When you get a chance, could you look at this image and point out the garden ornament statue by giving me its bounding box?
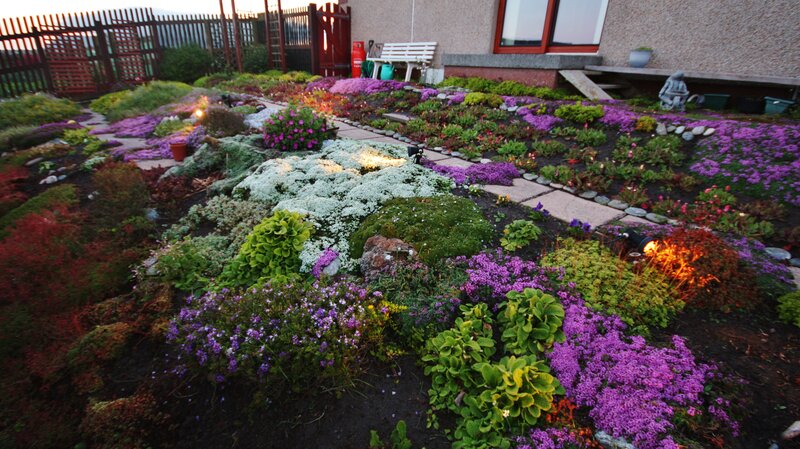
[659,71,690,112]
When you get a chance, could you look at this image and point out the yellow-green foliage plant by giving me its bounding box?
[541,238,683,334]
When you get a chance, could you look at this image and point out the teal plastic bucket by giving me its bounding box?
[379,64,394,81]
[703,94,730,110]
[764,97,795,115]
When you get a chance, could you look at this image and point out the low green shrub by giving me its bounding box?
[438,76,499,93]
[369,420,412,449]
[541,239,683,333]
[91,162,150,226]
[0,94,81,128]
[463,92,503,108]
[574,128,607,147]
[411,99,442,114]
[153,117,192,137]
[200,106,246,137]
[489,80,532,96]
[777,291,800,328]
[554,102,605,124]
[162,194,273,247]
[263,105,335,151]
[158,45,214,84]
[0,125,36,151]
[63,128,106,156]
[193,72,234,88]
[349,195,493,264]
[91,81,193,121]
[220,209,313,287]
[537,165,574,184]
[531,140,566,157]
[635,115,657,132]
[155,235,235,291]
[497,140,527,157]
[500,220,542,252]
[0,184,78,236]
[242,45,270,73]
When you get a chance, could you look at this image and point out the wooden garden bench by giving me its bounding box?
[368,42,437,82]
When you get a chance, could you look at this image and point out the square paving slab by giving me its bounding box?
[435,157,474,168]
[483,178,552,203]
[524,190,625,226]
[338,129,384,140]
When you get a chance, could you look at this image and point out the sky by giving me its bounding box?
[1,0,316,19]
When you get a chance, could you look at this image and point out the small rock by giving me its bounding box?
[433,146,444,153]
[563,186,576,194]
[782,420,800,440]
[595,431,638,449]
[361,235,419,281]
[703,127,715,136]
[25,157,44,167]
[681,131,695,141]
[608,199,629,210]
[56,166,67,172]
[625,207,648,217]
[667,218,680,226]
[594,195,611,205]
[56,175,66,181]
[666,125,676,133]
[764,247,792,261]
[507,106,518,113]
[550,182,564,189]
[579,190,598,200]
[402,85,415,91]
[523,173,537,181]
[392,133,402,139]
[499,103,508,111]
[645,212,668,223]
[536,176,551,185]
[655,123,667,136]
[87,190,99,200]
[790,258,800,268]
[479,158,492,164]
[674,125,686,134]
[143,256,159,276]
[39,175,58,185]
[436,93,447,100]
[691,125,706,135]
[145,208,159,221]
[518,169,526,175]
[450,151,462,158]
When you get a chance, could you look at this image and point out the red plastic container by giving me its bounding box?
[351,41,366,78]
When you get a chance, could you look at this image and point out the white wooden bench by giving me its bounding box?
[368,42,437,82]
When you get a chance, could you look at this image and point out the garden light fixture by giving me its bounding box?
[407,146,423,164]
[194,109,204,119]
[622,228,656,254]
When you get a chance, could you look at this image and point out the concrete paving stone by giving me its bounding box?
[619,215,651,225]
[338,129,385,140]
[483,178,552,203]
[368,137,407,145]
[790,266,800,290]
[525,190,625,227]
[135,159,180,170]
[435,157,474,168]
[423,151,451,161]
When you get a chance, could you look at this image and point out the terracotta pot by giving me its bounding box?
[169,142,188,162]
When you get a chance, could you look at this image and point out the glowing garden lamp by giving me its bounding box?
[622,228,656,254]
[194,109,204,119]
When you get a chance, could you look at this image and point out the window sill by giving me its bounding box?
[442,53,602,70]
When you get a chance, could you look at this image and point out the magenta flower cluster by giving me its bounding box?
[420,88,439,101]
[517,108,563,132]
[422,160,519,186]
[91,114,161,138]
[328,78,408,95]
[263,106,333,152]
[456,249,561,304]
[598,104,639,132]
[689,121,800,205]
[514,427,593,449]
[548,291,739,449]
[311,247,339,279]
[447,92,466,105]
[305,76,340,92]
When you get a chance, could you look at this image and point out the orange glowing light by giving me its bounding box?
[644,240,718,288]
[194,109,204,119]
[643,240,658,255]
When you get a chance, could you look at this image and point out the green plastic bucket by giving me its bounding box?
[703,94,730,110]
[764,97,795,115]
[379,64,394,81]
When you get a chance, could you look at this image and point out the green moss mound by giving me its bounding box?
[541,238,683,334]
[0,94,81,129]
[350,195,492,264]
[0,184,78,237]
[90,81,193,121]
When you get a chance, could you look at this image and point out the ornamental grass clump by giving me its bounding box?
[263,106,334,151]
[167,280,390,390]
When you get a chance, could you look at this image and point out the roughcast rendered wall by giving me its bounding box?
[598,0,800,78]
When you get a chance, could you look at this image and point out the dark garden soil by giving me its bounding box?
[654,305,800,449]
[164,356,451,449]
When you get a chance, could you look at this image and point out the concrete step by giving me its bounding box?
[582,70,603,76]
[596,83,625,90]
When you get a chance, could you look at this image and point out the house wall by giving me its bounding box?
[597,0,800,78]
[344,0,800,79]
[344,0,499,67]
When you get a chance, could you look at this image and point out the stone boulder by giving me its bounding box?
[360,235,419,280]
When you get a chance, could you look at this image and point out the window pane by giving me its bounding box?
[500,0,548,47]
[551,0,608,46]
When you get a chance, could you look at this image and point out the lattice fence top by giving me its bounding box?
[43,33,96,95]
[109,25,146,82]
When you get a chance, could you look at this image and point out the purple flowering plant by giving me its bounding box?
[422,160,519,186]
[311,247,339,279]
[264,105,335,152]
[328,78,408,95]
[91,114,161,138]
[167,280,390,388]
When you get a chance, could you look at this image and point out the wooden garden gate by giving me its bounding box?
[310,3,351,77]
